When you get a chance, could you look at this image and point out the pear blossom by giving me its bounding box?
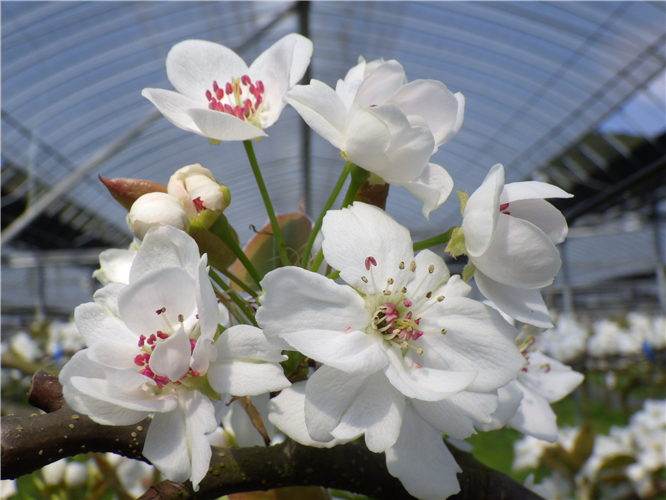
[60,226,289,490]
[285,57,464,218]
[142,34,313,142]
[127,192,189,239]
[168,164,230,230]
[461,164,573,327]
[258,202,526,499]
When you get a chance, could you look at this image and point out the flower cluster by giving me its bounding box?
[55,33,583,500]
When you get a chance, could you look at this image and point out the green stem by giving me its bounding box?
[413,226,456,252]
[216,267,258,297]
[326,270,340,280]
[299,161,353,268]
[339,164,370,209]
[310,248,325,274]
[243,140,290,267]
[209,214,262,289]
[209,269,258,327]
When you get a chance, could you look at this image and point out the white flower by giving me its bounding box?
[480,348,584,442]
[168,164,230,221]
[258,202,525,499]
[60,226,289,490]
[127,192,189,240]
[92,240,139,286]
[142,34,313,142]
[64,461,88,488]
[285,57,463,218]
[461,164,572,327]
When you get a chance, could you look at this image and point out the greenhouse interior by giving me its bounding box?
[1,2,665,500]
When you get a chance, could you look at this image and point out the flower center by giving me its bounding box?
[133,306,201,389]
[360,256,446,355]
[205,75,265,127]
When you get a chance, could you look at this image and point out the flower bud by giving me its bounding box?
[127,192,189,239]
[167,164,230,231]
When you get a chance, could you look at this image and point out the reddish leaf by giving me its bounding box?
[191,224,239,271]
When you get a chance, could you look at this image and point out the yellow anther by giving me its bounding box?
[399,262,405,270]
[428,265,434,273]
[409,261,416,272]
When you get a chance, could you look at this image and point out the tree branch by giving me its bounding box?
[2,372,543,500]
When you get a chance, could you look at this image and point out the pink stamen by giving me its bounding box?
[134,355,146,366]
[412,330,423,340]
[344,327,353,333]
[138,335,146,347]
[139,366,155,378]
[156,331,169,340]
[402,299,412,307]
[189,338,197,353]
[156,307,166,315]
[193,197,206,212]
[412,362,422,369]
[241,75,251,85]
[365,256,377,270]
[225,82,233,94]
[147,334,157,345]
[256,80,264,93]
[215,88,224,100]
[205,90,213,101]
[213,81,219,92]
[499,203,510,211]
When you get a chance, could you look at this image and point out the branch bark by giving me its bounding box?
[2,372,544,500]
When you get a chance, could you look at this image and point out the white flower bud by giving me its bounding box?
[168,164,230,230]
[127,192,189,240]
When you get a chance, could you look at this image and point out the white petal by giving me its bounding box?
[501,181,573,203]
[118,268,196,338]
[250,34,313,126]
[215,325,287,363]
[519,351,584,403]
[74,302,136,346]
[353,60,406,107]
[413,249,451,294]
[345,105,433,184]
[92,282,124,316]
[196,258,219,340]
[508,380,559,442]
[322,202,414,289]
[130,226,201,284]
[472,214,561,289]
[419,297,525,391]
[143,406,189,483]
[475,382,524,432]
[474,270,553,328]
[70,376,177,413]
[87,340,140,369]
[330,371,406,453]
[190,336,215,375]
[385,403,462,500]
[268,382,349,448]
[207,360,289,396]
[149,328,192,381]
[384,347,477,401]
[141,88,203,135]
[166,39,249,102]
[187,108,267,141]
[284,80,347,150]
[184,392,217,489]
[436,274,472,299]
[404,163,454,219]
[304,365,368,442]
[387,80,464,147]
[413,390,500,439]
[256,266,370,350]
[282,328,387,375]
[504,199,569,244]
[60,351,151,425]
[462,164,504,257]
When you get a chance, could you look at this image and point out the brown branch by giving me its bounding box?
[2,372,544,500]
